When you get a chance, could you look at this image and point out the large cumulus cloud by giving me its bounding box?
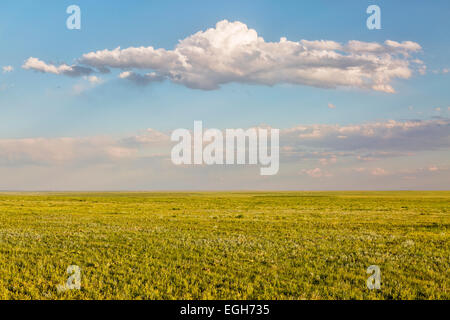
[23,20,423,93]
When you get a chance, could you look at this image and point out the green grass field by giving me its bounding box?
[0,191,448,300]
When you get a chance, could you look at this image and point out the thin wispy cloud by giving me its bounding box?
[281,118,450,152]
[301,167,332,178]
[1,118,447,167]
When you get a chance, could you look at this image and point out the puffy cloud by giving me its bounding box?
[22,57,94,77]
[24,20,423,92]
[328,103,336,109]
[2,65,13,73]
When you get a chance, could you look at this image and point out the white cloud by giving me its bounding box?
[24,20,423,93]
[328,103,336,109]
[2,66,13,73]
[22,57,93,77]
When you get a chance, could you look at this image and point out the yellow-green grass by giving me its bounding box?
[0,191,448,300]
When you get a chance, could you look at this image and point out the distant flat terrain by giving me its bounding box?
[0,191,448,299]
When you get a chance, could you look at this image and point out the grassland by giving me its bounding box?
[0,191,448,300]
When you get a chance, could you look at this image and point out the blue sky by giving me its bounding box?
[0,0,449,190]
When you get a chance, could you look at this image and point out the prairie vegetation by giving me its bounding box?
[0,191,448,299]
